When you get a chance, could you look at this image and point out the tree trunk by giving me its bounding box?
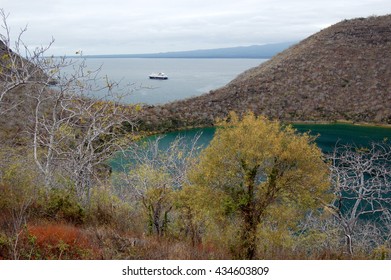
[240,208,258,259]
[239,165,259,259]
[345,233,353,257]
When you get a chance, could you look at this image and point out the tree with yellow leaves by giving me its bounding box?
[189,112,331,259]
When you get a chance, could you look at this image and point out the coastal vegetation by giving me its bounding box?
[1,11,391,260]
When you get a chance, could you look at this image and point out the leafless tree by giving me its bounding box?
[326,142,391,256]
[31,61,137,202]
[296,211,344,257]
[0,8,56,115]
[117,134,201,236]
[1,10,138,203]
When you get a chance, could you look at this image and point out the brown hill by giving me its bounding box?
[137,15,391,131]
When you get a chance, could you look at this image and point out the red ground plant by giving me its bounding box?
[24,223,99,259]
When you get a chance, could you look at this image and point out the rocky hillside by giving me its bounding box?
[136,15,391,131]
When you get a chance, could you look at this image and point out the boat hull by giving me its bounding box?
[149,76,168,80]
[149,72,168,79]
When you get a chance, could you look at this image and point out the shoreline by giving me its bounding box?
[140,120,391,139]
[287,120,391,129]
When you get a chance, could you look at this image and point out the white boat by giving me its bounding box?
[149,72,168,80]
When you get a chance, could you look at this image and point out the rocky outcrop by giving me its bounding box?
[0,40,49,84]
[0,40,7,52]
[136,15,391,131]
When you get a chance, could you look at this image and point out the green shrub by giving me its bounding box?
[45,188,85,225]
[0,232,11,259]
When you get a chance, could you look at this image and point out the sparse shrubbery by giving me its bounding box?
[87,185,136,232]
[1,124,391,260]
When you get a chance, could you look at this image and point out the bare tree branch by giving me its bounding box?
[326,142,391,256]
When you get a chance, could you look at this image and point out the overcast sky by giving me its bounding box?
[1,0,391,55]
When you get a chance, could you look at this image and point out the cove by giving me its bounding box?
[144,123,391,154]
[110,123,391,171]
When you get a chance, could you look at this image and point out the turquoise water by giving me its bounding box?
[111,124,391,171]
[146,123,391,153]
[293,123,391,153]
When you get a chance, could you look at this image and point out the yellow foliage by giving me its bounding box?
[189,112,332,258]
[0,149,42,214]
[174,184,235,247]
[1,53,9,61]
[88,185,134,230]
[134,104,142,112]
[191,112,331,210]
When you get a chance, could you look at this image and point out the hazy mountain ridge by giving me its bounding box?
[136,15,391,131]
[84,43,293,59]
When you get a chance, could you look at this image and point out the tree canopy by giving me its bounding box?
[189,112,332,259]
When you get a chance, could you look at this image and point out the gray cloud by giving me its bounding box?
[2,0,391,55]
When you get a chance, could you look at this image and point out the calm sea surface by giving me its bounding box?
[77,58,266,104]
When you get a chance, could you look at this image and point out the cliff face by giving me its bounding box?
[137,15,391,131]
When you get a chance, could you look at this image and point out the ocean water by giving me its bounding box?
[73,58,266,104]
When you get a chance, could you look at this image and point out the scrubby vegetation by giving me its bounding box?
[1,114,391,260]
[1,11,391,260]
[136,15,391,132]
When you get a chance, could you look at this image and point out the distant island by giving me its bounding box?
[83,42,294,59]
